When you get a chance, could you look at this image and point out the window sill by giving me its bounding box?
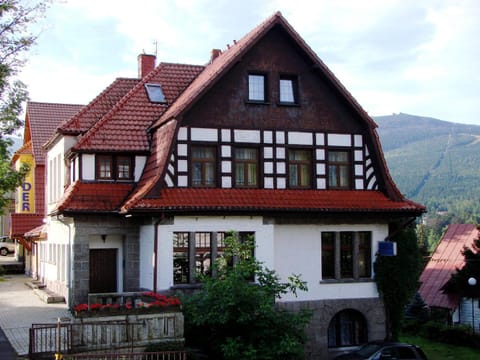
[245,100,270,105]
[320,278,374,284]
[277,102,300,107]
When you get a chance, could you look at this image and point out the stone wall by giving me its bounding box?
[279,297,386,360]
[71,215,140,305]
[70,311,184,353]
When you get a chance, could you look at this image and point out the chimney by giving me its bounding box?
[210,49,222,63]
[138,54,156,78]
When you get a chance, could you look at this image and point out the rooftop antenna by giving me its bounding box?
[153,40,158,57]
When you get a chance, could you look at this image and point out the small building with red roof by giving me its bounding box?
[419,223,480,329]
[10,102,83,276]
[34,12,424,358]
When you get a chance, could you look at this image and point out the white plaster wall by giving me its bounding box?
[273,223,387,302]
[39,216,75,302]
[82,154,95,180]
[141,216,274,291]
[47,138,66,213]
[139,225,154,290]
[138,216,387,304]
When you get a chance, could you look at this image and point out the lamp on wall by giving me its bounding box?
[101,234,107,243]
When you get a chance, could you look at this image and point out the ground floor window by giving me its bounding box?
[321,231,372,280]
[173,231,255,285]
[328,309,367,347]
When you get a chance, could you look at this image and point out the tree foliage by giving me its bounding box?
[181,232,312,360]
[374,225,423,340]
[0,0,48,212]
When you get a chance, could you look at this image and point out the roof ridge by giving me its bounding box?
[27,101,85,107]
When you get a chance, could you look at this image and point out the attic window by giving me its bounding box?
[145,83,166,103]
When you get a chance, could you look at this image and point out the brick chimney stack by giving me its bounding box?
[138,54,156,78]
[210,49,222,63]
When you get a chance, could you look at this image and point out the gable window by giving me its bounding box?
[234,147,258,188]
[288,149,311,188]
[173,231,255,285]
[191,146,216,187]
[96,155,134,181]
[145,83,166,103]
[328,309,367,347]
[321,231,372,280]
[279,75,298,104]
[327,150,351,189]
[248,73,267,102]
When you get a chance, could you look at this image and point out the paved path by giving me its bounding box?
[0,274,71,357]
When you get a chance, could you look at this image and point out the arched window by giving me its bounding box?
[328,309,367,347]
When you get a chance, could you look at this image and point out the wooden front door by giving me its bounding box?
[89,249,117,293]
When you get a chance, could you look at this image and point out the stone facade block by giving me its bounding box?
[279,297,385,360]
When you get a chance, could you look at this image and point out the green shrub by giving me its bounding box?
[408,320,480,348]
[182,232,312,360]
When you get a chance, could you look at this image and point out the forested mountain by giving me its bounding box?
[374,113,480,246]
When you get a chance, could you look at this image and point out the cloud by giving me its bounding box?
[16,0,480,124]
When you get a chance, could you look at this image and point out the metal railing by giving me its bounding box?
[58,351,187,360]
[29,319,184,359]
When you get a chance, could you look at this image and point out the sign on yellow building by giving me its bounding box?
[16,154,35,213]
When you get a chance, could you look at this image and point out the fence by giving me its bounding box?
[54,351,187,360]
[29,313,185,360]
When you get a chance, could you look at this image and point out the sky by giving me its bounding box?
[18,0,480,125]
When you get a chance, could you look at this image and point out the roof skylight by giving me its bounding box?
[145,83,166,103]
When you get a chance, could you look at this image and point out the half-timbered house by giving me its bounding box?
[40,12,424,358]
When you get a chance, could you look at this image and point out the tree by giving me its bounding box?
[374,225,423,340]
[0,0,49,213]
[181,232,312,360]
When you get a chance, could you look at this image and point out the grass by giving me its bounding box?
[400,334,480,360]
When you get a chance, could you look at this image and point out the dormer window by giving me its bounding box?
[279,75,298,104]
[145,83,166,103]
[248,73,267,102]
[96,155,134,181]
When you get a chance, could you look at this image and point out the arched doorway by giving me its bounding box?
[328,309,367,348]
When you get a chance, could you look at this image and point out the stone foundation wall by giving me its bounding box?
[279,297,386,360]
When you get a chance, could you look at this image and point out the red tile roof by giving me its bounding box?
[419,224,479,310]
[53,181,134,214]
[10,213,45,238]
[121,119,178,211]
[123,188,424,214]
[58,78,139,135]
[24,224,47,239]
[24,102,84,164]
[72,63,203,152]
